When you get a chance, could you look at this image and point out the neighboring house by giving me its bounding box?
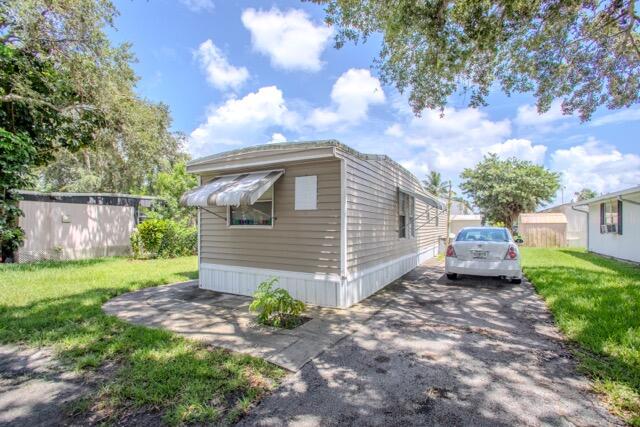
[449,200,474,215]
[539,202,587,247]
[574,185,640,263]
[517,213,568,247]
[181,140,447,308]
[450,214,483,236]
[15,191,157,263]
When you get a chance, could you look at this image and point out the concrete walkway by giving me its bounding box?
[103,281,382,371]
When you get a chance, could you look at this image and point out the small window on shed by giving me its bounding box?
[398,191,415,238]
[295,176,317,210]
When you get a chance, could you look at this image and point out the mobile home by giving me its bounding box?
[574,185,640,263]
[181,140,447,308]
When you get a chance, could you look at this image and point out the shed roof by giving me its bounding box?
[519,213,567,224]
[15,190,160,200]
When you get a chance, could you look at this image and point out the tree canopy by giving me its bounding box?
[423,171,448,197]
[460,154,560,229]
[0,0,185,259]
[38,102,186,194]
[574,188,598,201]
[146,161,198,225]
[313,0,640,120]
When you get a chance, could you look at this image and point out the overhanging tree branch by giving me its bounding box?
[0,93,95,114]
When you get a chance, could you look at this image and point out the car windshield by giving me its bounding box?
[456,228,510,242]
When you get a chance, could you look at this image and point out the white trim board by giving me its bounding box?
[340,158,348,280]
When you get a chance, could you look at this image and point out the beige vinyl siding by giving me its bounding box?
[341,153,447,275]
[199,159,341,274]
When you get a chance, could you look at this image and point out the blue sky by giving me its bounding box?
[110,0,640,205]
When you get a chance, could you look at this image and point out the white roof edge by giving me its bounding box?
[187,140,340,167]
[14,190,161,199]
[574,185,640,206]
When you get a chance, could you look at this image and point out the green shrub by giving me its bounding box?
[249,278,306,329]
[131,219,197,259]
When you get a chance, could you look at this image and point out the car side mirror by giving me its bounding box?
[515,238,524,244]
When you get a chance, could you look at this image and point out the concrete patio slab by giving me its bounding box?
[103,281,383,371]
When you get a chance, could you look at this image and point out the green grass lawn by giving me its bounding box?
[521,247,640,425]
[0,257,283,425]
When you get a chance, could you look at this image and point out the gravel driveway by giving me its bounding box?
[240,260,621,426]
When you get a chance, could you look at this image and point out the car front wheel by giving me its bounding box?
[510,278,522,284]
[446,273,458,280]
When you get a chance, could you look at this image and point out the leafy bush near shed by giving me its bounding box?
[250,278,307,329]
[131,219,196,259]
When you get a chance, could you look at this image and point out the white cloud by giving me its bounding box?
[195,39,249,91]
[400,159,431,175]
[399,107,512,172]
[307,69,385,129]
[267,133,287,144]
[550,138,640,197]
[484,138,547,163]
[591,108,640,127]
[385,123,404,137]
[180,0,214,13]
[515,100,566,127]
[189,86,298,155]
[241,8,332,71]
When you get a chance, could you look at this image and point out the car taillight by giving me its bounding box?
[505,245,518,260]
[446,245,456,258]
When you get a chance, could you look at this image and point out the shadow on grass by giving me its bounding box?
[0,257,113,272]
[0,274,282,426]
[524,252,640,423]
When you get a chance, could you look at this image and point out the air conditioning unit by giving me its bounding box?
[600,224,608,233]
[609,224,618,233]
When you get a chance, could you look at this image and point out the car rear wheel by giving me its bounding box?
[446,273,458,280]
[510,278,522,284]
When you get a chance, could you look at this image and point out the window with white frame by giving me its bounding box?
[600,199,622,234]
[229,186,274,227]
[398,191,415,238]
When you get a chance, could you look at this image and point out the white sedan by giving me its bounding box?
[445,227,523,283]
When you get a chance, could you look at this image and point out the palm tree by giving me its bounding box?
[423,171,448,197]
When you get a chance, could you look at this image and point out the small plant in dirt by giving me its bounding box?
[249,278,307,329]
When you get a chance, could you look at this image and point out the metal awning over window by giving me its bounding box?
[180,170,284,207]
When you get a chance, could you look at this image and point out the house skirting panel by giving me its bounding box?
[340,244,438,307]
[199,263,343,307]
[199,244,439,308]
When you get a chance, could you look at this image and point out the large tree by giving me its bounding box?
[38,102,185,194]
[0,0,181,260]
[574,188,598,201]
[313,0,640,120]
[460,154,560,229]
